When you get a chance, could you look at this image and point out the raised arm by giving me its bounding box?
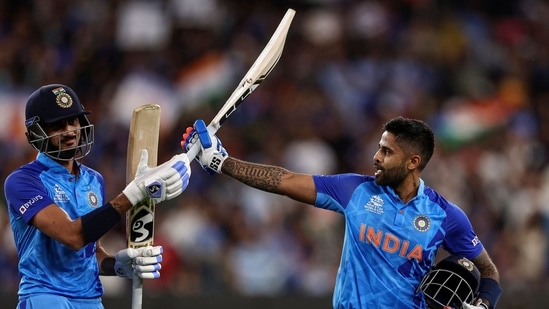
[222,157,316,204]
[181,120,317,205]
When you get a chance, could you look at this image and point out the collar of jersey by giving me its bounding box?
[383,178,427,205]
[36,152,76,174]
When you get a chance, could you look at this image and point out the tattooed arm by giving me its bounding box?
[473,248,500,283]
[222,157,317,205]
[471,248,502,308]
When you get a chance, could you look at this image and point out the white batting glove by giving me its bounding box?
[181,119,228,175]
[114,246,163,279]
[462,302,488,309]
[123,150,191,205]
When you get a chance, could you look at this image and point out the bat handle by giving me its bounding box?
[186,142,200,161]
[185,124,219,161]
[131,274,143,309]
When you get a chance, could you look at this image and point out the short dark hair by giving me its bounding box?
[383,116,435,170]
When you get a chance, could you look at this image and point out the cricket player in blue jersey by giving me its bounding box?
[4,84,192,309]
[182,117,502,309]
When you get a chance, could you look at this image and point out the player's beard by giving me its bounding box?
[58,146,79,160]
[375,161,408,188]
[46,140,79,160]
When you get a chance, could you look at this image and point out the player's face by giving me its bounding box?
[373,131,409,187]
[43,116,82,159]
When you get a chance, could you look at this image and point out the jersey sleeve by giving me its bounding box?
[4,169,55,224]
[313,173,370,213]
[442,203,484,260]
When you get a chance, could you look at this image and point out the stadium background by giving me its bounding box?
[0,0,548,308]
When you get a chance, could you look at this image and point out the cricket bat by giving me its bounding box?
[125,104,161,309]
[185,8,295,160]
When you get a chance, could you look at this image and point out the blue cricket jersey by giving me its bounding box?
[313,173,483,309]
[4,153,106,300]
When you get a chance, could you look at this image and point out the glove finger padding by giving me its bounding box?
[135,264,161,279]
[165,184,183,200]
[114,246,163,279]
[135,264,161,272]
[164,167,189,187]
[139,245,163,257]
[123,153,191,205]
[135,255,163,266]
[136,247,162,279]
[180,119,228,175]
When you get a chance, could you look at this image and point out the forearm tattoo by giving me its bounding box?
[474,252,500,281]
[223,158,288,193]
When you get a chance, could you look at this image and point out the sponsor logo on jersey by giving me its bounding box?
[471,236,480,246]
[413,215,430,232]
[19,195,44,214]
[364,195,384,214]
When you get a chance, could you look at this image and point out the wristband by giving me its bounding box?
[81,203,121,243]
[478,278,502,309]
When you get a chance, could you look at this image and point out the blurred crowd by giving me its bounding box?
[0,0,548,301]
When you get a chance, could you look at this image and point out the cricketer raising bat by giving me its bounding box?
[125,104,161,309]
[185,8,296,161]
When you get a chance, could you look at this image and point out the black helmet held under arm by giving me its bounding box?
[417,255,481,309]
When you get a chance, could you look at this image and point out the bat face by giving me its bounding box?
[125,104,161,308]
[213,10,293,130]
[185,9,295,161]
[126,104,160,250]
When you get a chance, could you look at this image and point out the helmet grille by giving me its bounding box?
[417,256,480,309]
[421,269,475,308]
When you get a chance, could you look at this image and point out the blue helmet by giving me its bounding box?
[25,84,94,160]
